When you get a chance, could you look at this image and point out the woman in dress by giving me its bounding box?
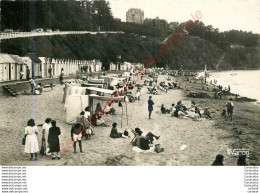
[48,120,61,160]
[24,119,39,161]
[42,118,52,155]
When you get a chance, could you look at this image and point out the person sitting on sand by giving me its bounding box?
[84,106,91,119]
[203,107,212,119]
[221,109,226,117]
[96,114,109,126]
[161,104,167,114]
[35,83,43,94]
[195,106,202,118]
[105,103,116,115]
[170,104,176,116]
[189,101,196,111]
[132,128,164,152]
[211,154,224,166]
[95,103,104,115]
[191,101,196,108]
[110,122,129,139]
[215,91,222,99]
[174,101,187,118]
[161,104,170,114]
[176,101,188,111]
[132,128,160,146]
[152,86,157,93]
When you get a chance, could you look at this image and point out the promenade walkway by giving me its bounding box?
[0,31,124,40]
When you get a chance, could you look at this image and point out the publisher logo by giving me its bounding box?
[227,149,250,157]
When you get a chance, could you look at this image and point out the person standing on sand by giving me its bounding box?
[42,118,52,155]
[29,79,36,94]
[48,120,61,160]
[71,123,83,153]
[226,98,234,121]
[59,72,64,85]
[148,96,154,119]
[24,119,39,161]
[48,66,53,78]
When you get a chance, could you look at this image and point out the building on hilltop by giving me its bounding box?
[126,8,144,24]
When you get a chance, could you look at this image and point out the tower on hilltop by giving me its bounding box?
[126,8,144,24]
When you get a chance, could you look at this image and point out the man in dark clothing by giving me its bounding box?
[59,72,64,85]
[70,123,83,153]
[26,66,30,80]
[148,96,154,119]
[48,66,53,78]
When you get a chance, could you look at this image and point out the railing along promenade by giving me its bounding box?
[0,31,124,40]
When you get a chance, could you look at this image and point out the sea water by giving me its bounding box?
[208,70,260,101]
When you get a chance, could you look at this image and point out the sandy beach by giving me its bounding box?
[0,74,259,166]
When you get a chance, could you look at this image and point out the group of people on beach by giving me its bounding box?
[22,68,238,164]
[109,122,164,153]
[24,118,61,160]
[160,100,212,120]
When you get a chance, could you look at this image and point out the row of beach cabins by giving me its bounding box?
[0,53,102,82]
[0,53,145,83]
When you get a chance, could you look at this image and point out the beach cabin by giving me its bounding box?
[27,53,42,78]
[38,57,48,78]
[95,60,102,72]
[21,54,42,78]
[0,53,27,82]
[109,63,118,71]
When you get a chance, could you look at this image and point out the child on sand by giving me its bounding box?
[71,123,84,153]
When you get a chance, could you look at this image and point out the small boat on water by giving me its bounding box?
[230,73,237,76]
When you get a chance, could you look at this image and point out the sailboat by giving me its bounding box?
[195,64,209,80]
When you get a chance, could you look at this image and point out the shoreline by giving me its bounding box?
[175,75,260,165]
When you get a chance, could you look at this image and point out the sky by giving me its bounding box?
[108,0,260,34]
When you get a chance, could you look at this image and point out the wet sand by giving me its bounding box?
[0,75,256,166]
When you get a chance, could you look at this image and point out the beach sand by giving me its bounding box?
[0,75,258,166]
